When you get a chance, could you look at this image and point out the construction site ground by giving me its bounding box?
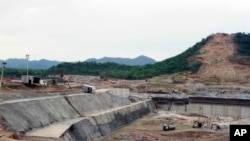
[100,111,233,141]
[0,74,250,140]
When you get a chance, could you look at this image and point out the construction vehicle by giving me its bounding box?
[163,124,176,131]
[83,84,96,93]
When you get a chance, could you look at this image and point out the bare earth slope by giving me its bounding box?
[193,33,250,82]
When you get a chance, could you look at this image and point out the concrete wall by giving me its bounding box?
[65,93,131,116]
[186,103,250,119]
[107,88,131,97]
[157,103,250,119]
[60,100,155,140]
[0,97,80,132]
[0,89,155,141]
[93,100,154,136]
[61,118,102,141]
[0,93,132,132]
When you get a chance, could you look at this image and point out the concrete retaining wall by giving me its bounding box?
[157,103,250,118]
[93,100,154,136]
[0,89,155,141]
[0,92,133,132]
[186,103,250,119]
[66,93,131,116]
[107,88,131,97]
[61,118,101,141]
[0,97,80,132]
[60,100,155,140]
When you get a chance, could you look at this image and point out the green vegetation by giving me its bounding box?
[3,35,213,79]
[47,37,209,79]
[152,37,208,75]
[5,33,250,80]
[48,62,135,79]
[234,33,250,56]
[3,68,47,78]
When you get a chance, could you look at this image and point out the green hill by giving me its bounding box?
[85,55,156,66]
[47,36,210,79]
[10,32,245,80]
[3,33,250,79]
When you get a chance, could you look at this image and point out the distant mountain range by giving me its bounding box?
[85,55,156,66]
[0,55,156,69]
[0,59,61,70]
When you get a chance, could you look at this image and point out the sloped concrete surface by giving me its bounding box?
[0,89,155,140]
[0,96,80,132]
[66,93,131,116]
[26,117,86,138]
[59,100,155,140]
[93,100,154,136]
[60,118,102,141]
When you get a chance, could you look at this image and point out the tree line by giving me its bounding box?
[234,33,250,56]
[46,36,209,79]
[6,32,250,80]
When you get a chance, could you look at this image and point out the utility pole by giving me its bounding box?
[0,61,7,88]
[145,79,148,98]
[26,54,30,77]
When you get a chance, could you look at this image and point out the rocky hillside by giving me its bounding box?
[190,33,250,82]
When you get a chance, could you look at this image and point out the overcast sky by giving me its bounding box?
[0,0,250,62]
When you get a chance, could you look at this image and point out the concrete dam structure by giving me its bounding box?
[0,89,155,140]
[154,95,250,119]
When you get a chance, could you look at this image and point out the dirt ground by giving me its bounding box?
[0,75,249,141]
[100,111,234,141]
[0,109,243,141]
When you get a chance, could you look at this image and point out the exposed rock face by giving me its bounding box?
[192,33,250,81]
